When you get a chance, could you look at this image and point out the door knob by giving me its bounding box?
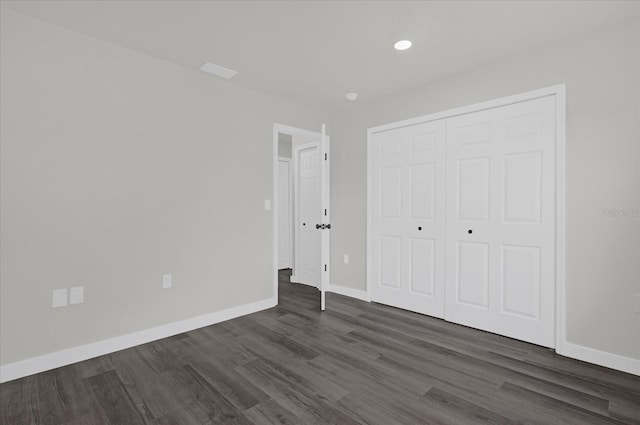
[468,229,473,234]
[316,224,321,229]
[418,226,422,231]
[303,222,306,226]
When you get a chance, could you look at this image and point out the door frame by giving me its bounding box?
[366,84,566,350]
[272,123,326,304]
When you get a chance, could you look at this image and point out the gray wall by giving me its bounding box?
[330,19,640,359]
[278,133,292,159]
[0,10,326,365]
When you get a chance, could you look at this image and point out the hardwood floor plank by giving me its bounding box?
[86,370,148,425]
[183,360,268,411]
[235,359,362,425]
[109,348,185,421]
[0,376,38,425]
[422,387,515,425]
[241,397,303,425]
[499,381,626,425]
[179,365,250,424]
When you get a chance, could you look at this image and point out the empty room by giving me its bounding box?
[1,1,639,424]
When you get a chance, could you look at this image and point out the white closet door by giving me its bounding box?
[372,120,446,317]
[445,96,556,347]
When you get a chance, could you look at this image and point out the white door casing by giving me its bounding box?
[278,158,292,269]
[445,95,556,347]
[319,125,331,311]
[371,120,446,317]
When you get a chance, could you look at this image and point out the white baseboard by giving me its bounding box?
[557,341,640,376]
[0,297,277,383]
[328,283,370,302]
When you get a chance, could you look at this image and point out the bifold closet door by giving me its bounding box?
[445,96,556,347]
[371,120,446,318]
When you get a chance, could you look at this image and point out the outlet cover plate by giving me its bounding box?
[162,274,172,289]
[52,289,68,308]
[70,286,84,305]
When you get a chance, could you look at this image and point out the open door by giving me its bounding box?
[319,124,331,311]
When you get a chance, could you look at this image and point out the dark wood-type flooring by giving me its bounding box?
[2,270,639,424]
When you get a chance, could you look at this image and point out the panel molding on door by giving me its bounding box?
[445,95,556,347]
[293,141,321,288]
[371,120,446,318]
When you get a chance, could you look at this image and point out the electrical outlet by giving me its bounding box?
[70,286,84,305]
[264,200,272,211]
[344,254,349,264]
[162,274,172,289]
[52,289,67,308]
[634,293,640,314]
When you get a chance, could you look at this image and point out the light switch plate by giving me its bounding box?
[70,286,84,305]
[162,274,172,289]
[52,289,67,308]
[264,200,272,211]
[344,254,349,264]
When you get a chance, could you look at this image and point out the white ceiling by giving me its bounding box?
[4,1,639,111]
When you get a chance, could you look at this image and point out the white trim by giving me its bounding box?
[294,280,318,289]
[328,284,369,302]
[368,84,566,134]
[274,123,322,140]
[272,125,280,303]
[366,126,374,303]
[320,124,331,311]
[367,85,572,355]
[554,86,567,354]
[558,342,640,376]
[0,297,276,383]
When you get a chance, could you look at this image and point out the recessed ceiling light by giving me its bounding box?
[345,92,358,101]
[394,40,412,51]
[199,62,238,79]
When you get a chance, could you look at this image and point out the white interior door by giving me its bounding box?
[294,141,322,287]
[371,120,446,317]
[278,159,292,269]
[445,95,556,347]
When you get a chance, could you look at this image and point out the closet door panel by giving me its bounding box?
[445,96,556,347]
[371,120,446,318]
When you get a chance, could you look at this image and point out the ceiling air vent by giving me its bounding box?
[199,62,238,79]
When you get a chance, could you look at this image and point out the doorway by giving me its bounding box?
[273,124,331,310]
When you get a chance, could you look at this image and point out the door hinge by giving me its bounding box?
[324,264,327,272]
[324,153,327,161]
[324,209,327,216]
